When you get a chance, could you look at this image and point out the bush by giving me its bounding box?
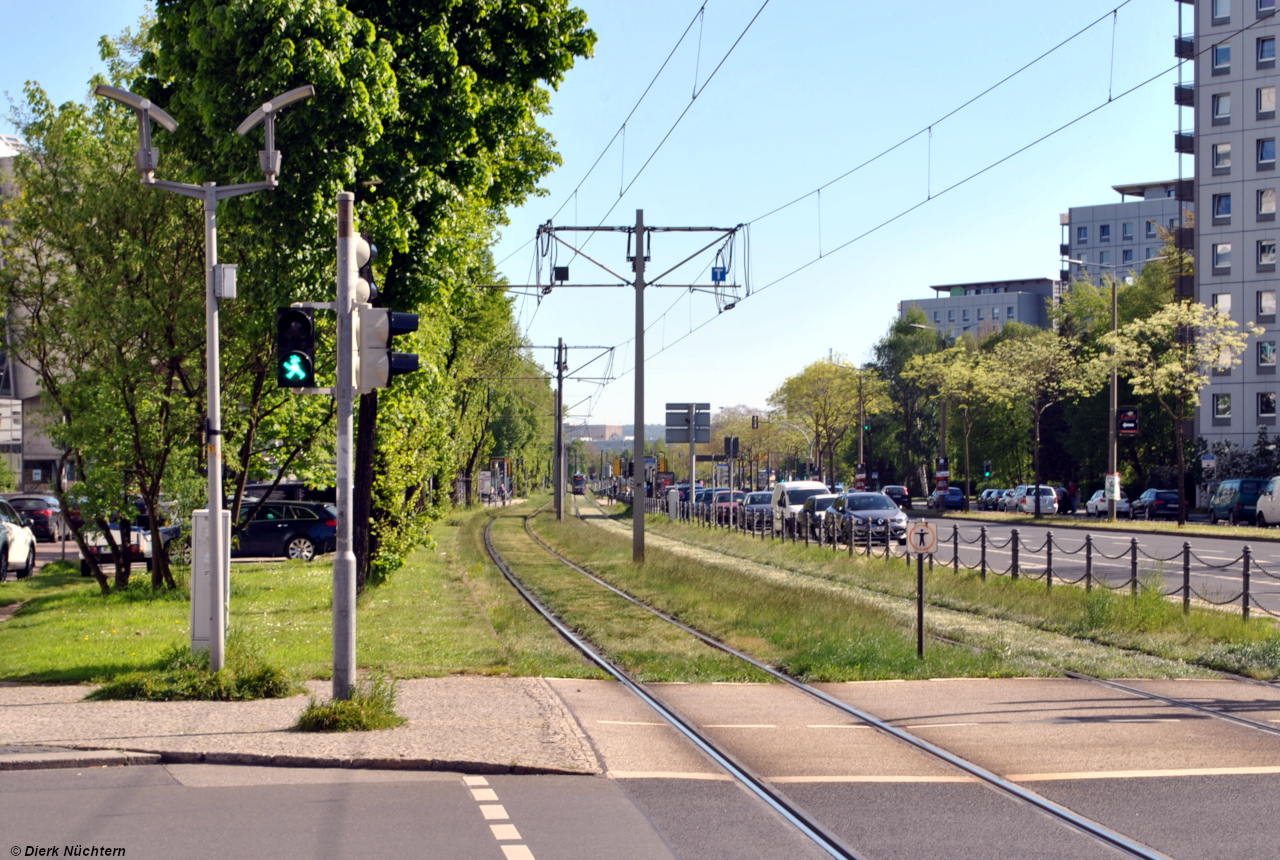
[87,634,299,701]
[294,669,406,732]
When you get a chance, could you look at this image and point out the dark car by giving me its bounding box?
[800,493,839,538]
[927,487,965,510]
[883,485,911,509]
[829,492,908,545]
[7,495,66,542]
[1208,478,1267,525]
[978,489,1006,511]
[740,491,772,530]
[1130,489,1186,521]
[233,501,337,560]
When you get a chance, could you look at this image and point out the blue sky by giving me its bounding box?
[2,0,1188,426]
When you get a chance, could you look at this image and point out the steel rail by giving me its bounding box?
[481,514,864,860]
[535,504,1170,860]
[1057,671,1280,738]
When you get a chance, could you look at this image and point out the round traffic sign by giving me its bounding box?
[907,522,938,554]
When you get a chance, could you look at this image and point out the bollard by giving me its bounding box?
[1243,545,1252,622]
[1045,531,1053,592]
[1011,528,1020,579]
[953,525,959,574]
[1182,541,1191,614]
[979,526,987,581]
[1085,534,1093,592]
[1130,538,1138,597]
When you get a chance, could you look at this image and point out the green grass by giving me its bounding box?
[525,508,1006,681]
[644,514,1280,678]
[295,670,407,732]
[0,507,605,684]
[88,633,299,701]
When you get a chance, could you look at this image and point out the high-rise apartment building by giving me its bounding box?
[1192,0,1280,445]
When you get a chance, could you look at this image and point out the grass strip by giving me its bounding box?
[88,633,299,701]
[641,509,1280,678]
[524,508,1005,681]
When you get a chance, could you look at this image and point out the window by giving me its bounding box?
[977,308,985,321]
[1215,193,1233,217]
[1214,93,1232,119]
[1214,243,1233,268]
[1146,219,1158,237]
[1261,290,1277,315]
[1099,250,1112,265]
[1170,218,1178,230]
[1215,43,1232,68]
[1262,36,1278,61]
[1260,341,1277,366]
[1263,0,1277,13]
[1215,142,1233,168]
[1122,222,1134,240]
[947,310,955,322]
[1077,225,1088,244]
[1146,247,1158,259]
[1099,224,1111,241]
[1262,86,1277,113]
[1215,393,1233,418]
[991,307,1000,321]
[1214,0,1230,15]
[1261,137,1277,165]
[933,310,941,322]
[1214,293,1233,314]
[1261,239,1277,264]
[1123,249,1134,264]
[1261,188,1277,214]
[1076,252,1088,265]
[1007,306,1016,320]
[1262,393,1278,419]
[962,309,970,322]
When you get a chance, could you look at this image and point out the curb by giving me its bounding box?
[0,748,162,771]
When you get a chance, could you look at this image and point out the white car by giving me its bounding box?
[1085,489,1130,517]
[0,498,38,580]
[1016,485,1058,515]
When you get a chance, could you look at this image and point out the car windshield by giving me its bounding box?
[811,496,835,511]
[746,493,771,505]
[786,488,828,506]
[1156,492,1180,503]
[850,496,896,511]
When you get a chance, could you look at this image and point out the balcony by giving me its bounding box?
[1175,226,1194,251]
[1176,274,1194,298]
[1060,269,1071,282]
[1175,36,1195,59]
[1175,84,1194,107]
[1175,179,1194,202]
[1059,243,1070,257]
[1175,132,1195,154]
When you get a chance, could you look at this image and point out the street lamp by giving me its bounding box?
[1067,256,1166,521]
[94,83,314,671]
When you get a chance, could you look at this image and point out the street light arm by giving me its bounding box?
[92,84,179,182]
[93,85,179,132]
[235,84,315,185]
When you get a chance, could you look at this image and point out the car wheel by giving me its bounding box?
[1145,509,1153,521]
[1210,511,1218,525]
[19,547,34,579]
[1129,508,1135,520]
[1259,513,1269,528]
[1229,510,1238,527]
[0,548,9,582]
[286,536,316,561]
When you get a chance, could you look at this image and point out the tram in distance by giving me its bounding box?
[572,474,586,495]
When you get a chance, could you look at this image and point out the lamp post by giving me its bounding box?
[1067,256,1166,521]
[94,83,313,671]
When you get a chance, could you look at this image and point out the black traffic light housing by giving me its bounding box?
[276,307,315,388]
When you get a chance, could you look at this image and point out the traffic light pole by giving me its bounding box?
[633,210,647,561]
[333,193,358,701]
[555,338,565,521]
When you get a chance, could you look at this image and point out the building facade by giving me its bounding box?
[898,278,1060,341]
[1193,0,1280,447]
[1062,181,1190,286]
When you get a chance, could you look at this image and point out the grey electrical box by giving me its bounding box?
[215,264,238,300]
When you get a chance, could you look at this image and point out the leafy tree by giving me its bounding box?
[768,357,861,485]
[1107,301,1261,525]
[873,308,943,495]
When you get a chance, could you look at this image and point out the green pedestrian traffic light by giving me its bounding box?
[276,307,315,389]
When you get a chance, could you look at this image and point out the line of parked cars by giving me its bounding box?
[976,485,1063,515]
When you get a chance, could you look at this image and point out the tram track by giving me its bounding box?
[487,502,1173,860]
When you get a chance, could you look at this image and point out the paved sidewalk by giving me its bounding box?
[0,675,602,774]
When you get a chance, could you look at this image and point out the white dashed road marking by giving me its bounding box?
[463,776,536,859]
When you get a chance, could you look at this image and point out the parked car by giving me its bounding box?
[882,485,911,509]
[232,500,337,560]
[6,494,66,542]
[1253,477,1280,527]
[829,492,909,545]
[78,498,183,576]
[1208,478,1268,526]
[0,499,37,581]
[713,490,746,523]
[977,489,1003,511]
[999,486,1028,513]
[800,493,839,538]
[1015,485,1058,515]
[1085,489,1131,517]
[740,491,773,530]
[1053,487,1076,515]
[1130,489,1186,521]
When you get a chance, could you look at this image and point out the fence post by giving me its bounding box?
[805,516,810,547]
[1182,541,1191,615]
[848,517,854,557]
[1243,545,1252,622]
[1129,538,1138,597]
[1011,528,1020,579]
[1045,531,1053,592]
[1085,534,1093,592]
[953,525,959,574]
[979,526,987,581]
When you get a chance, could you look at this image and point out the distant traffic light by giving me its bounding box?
[751,415,759,430]
[276,307,315,388]
[983,460,992,478]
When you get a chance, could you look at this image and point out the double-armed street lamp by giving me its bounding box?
[1066,256,1167,521]
[94,83,314,671]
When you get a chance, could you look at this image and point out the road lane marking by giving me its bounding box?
[807,724,872,729]
[608,771,733,780]
[501,848,536,860]
[702,724,777,728]
[902,722,979,728]
[769,775,976,783]
[480,805,509,820]
[1009,765,1280,781]
[597,720,666,726]
[463,776,537,859]
[491,824,522,840]
[471,787,499,801]
[463,776,490,786]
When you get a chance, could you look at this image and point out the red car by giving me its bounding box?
[713,490,746,523]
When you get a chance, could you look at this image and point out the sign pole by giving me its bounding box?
[906,521,937,659]
[917,552,925,658]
